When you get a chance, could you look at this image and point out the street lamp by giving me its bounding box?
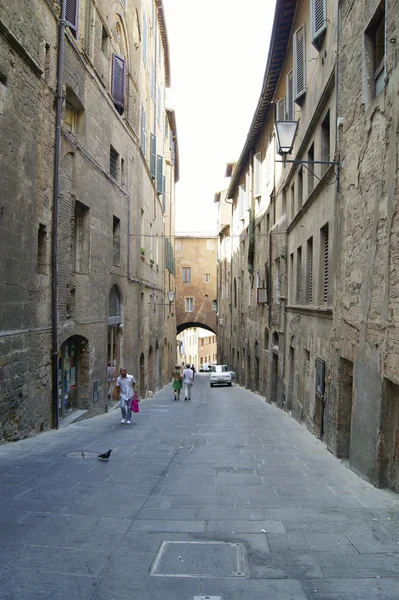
[151,291,176,306]
[274,119,340,190]
[168,291,175,303]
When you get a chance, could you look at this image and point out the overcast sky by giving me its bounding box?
[163,0,276,233]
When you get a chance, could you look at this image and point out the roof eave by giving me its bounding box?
[156,1,171,88]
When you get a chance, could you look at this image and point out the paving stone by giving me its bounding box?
[303,578,399,599]
[267,532,358,553]
[249,552,324,579]
[0,571,99,600]
[205,520,284,534]
[316,553,399,578]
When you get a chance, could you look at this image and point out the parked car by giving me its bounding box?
[210,365,233,387]
[200,363,210,373]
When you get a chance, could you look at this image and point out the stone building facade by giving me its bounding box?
[0,0,178,441]
[175,235,217,335]
[217,0,399,491]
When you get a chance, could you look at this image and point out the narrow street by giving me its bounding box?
[1,376,399,600]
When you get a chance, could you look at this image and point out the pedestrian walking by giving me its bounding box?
[172,364,183,400]
[107,361,116,399]
[116,367,136,424]
[182,363,194,401]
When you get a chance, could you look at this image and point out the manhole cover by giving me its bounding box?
[167,445,193,452]
[150,541,246,578]
[63,451,100,459]
[193,597,223,600]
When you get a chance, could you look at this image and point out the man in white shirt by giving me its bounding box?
[182,364,194,401]
[116,367,136,424]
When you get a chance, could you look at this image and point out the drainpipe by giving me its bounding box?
[51,0,66,429]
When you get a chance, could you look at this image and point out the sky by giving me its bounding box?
[163,0,276,234]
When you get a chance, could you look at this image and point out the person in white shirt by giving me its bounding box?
[182,364,194,401]
[116,367,136,424]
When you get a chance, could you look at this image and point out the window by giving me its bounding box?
[296,246,302,303]
[157,86,161,125]
[286,70,294,119]
[365,3,385,100]
[290,183,295,219]
[282,188,287,215]
[310,0,327,50]
[239,184,246,220]
[113,216,120,266]
[150,134,156,179]
[306,237,313,303]
[289,252,294,303]
[156,155,163,194]
[275,98,286,121]
[254,152,261,197]
[320,223,329,304]
[64,102,76,133]
[66,0,79,38]
[298,169,303,209]
[141,105,146,154]
[275,258,280,304]
[182,267,191,283]
[37,224,47,274]
[307,143,314,194]
[204,273,211,283]
[320,111,330,176]
[185,298,193,312]
[73,202,90,273]
[110,146,119,180]
[293,24,306,102]
[176,240,183,251]
[112,54,126,115]
[162,176,166,212]
[121,158,125,186]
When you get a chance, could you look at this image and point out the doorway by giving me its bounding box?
[314,358,325,439]
[336,358,353,458]
[140,352,145,397]
[271,353,278,404]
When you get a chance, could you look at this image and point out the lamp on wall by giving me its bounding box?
[274,119,340,191]
[151,291,176,306]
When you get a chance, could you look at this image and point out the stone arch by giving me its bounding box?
[109,8,130,71]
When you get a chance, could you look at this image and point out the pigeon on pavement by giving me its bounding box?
[98,449,112,460]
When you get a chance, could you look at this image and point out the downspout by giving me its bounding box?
[51,0,66,429]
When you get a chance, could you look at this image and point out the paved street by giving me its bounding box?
[1,376,399,599]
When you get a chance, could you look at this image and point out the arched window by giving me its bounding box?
[264,328,269,349]
[109,285,121,317]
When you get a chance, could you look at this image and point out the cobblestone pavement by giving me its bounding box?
[1,375,399,599]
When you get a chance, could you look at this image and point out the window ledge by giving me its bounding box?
[286,304,332,318]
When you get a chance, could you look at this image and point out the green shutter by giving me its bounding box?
[156,155,163,194]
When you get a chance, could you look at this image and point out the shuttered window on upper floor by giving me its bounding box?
[254,152,261,198]
[112,54,126,115]
[310,0,327,50]
[293,24,306,103]
[66,0,79,38]
[286,70,294,120]
[150,134,156,179]
[156,155,163,194]
[143,12,147,67]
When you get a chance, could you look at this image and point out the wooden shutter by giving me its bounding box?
[66,0,79,37]
[141,105,146,154]
[150,134,156,178]
[286,70,294,120]
[322,224,329,303]
[162,175,166,212]
[275,98,286,121]
[156,155,163,194]
[310,0,327,49]
[293,25,306,101]
[112,54,125,111]
[109,286,121,317]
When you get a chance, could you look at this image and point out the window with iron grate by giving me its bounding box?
[110,146,119,180]
[321,223,329,304]
[307,237,313,303]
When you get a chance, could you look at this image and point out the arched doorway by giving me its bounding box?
[155,341,161,391]
[108,285,122,400]
[58,335,89,420]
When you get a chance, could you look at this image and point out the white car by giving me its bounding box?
[210,365,234,387]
